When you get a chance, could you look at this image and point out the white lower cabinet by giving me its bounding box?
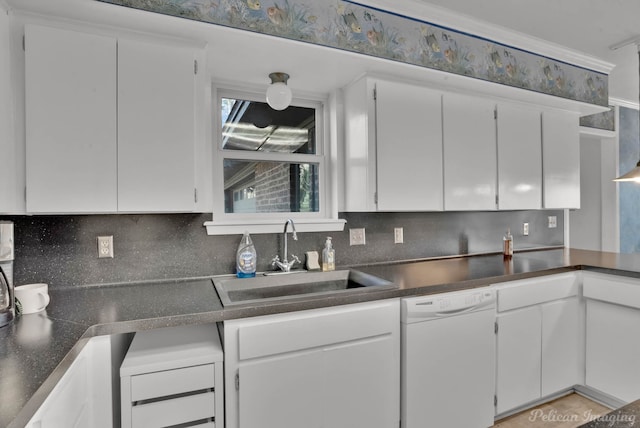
[584,272,640,403]
[495,273,582,415]
[224,299,400,428]
[26,336,112,428]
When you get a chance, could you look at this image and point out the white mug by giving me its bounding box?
[15,283,50,314]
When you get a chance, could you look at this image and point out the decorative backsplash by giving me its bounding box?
[1,210,564,288]
[97,0,608,106]
[580,106,615,131]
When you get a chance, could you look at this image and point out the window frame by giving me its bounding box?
[205,86,345,235]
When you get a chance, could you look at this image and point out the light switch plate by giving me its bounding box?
[394,227,404,244]
[548,216,557,229]
[349,228,366,246]
[523,223,529,236]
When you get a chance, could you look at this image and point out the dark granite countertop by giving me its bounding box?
[3,247,640,427]
[579,399,640,427]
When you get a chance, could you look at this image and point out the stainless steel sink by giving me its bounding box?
[213,269,395,307]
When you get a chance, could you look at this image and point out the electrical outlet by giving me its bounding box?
[548,216,557,229]
[349,228,366,246]
[394,227,404,244]
[523,223,529,236]
[97,236,114,258]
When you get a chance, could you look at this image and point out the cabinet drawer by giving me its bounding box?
[583,272,640,309]
[236,300,398,360]
[497,273,578,312]
[131,364,215,402]
[131,391,215,428]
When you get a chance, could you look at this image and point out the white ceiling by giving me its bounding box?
[419,0,640,104]
[6,0,639,104]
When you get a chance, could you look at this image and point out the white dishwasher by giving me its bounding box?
[401,288,496,428]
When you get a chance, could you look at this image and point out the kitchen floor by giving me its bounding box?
[493,394,611,427]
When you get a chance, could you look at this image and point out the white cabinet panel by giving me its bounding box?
[496,306,542,414]
[27,336,112,428]
[542,298,583,395]
[25,25,117,213]
[443,93,497,211]
[586,299,640,403]
[375,80,443,211]
[117,39,196,212]
[542,109,580,209]
[497,103,542,210]
[225,300,400,428]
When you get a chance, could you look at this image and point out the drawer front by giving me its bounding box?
[131,364,215,402]
[583,272,640,309]
[236,299,399,360]
[131,391,215,428]
[497,273,579,312]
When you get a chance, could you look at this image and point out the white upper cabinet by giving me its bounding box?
[25,25,118,213]
[496,103,542,210]
[117,39,197,212]
[443,93,497,211]
[375,80,443,211]
[24,24,203,214]
[542,109,580,209]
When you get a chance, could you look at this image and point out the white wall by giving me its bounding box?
[0,4,23,213]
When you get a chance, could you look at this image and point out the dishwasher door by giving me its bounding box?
[401,289,496,428]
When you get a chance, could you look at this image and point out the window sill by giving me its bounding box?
[204,218,346,235]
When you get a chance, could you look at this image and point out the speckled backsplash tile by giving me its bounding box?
[0,211,563,288]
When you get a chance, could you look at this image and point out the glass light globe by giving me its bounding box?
[266,82,292,111]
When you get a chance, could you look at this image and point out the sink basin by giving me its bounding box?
[213,269,395,307]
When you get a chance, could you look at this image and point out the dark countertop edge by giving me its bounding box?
[8,251,640,428]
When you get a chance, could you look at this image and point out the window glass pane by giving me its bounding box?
[224,160,319,213]
[221,98,316,154]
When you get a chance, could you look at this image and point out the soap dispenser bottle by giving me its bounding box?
[322,237,335,272]
[236,231,257,278]
[503,228,513,258]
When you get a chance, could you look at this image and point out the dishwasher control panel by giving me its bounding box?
[402,289,496,322]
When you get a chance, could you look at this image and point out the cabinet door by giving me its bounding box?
[118,39,196,212]
[25,25,117,213]
[496,306,542,414]
[542,109,580,209]
[323,335,398,428]
[586,299,640,402]
[497,103,542,209]
[541,298,583,396]
[239,352,324,428]
[375,80,443,211]
[27,336,112,428]
[443,93,497,210]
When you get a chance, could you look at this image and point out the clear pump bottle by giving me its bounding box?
[503,228,513,258]
[322,237,335,272]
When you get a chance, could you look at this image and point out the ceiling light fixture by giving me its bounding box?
[266,72,292,111]
[614,48,640,182]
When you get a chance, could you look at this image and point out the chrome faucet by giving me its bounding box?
[271,219,300,272]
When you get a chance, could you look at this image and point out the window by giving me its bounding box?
[206,88,344,235]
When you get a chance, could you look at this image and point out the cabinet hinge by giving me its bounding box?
[373,87,377,101]
[194,59,198,75]
[494,109,497,120]
[495,194,499,207]
[235,372,240,391]
[374,192,378,204]
[22,34,25,51]
[24,186,27,203]
[194,188,198,203]
[494,395,498,407]
[494,321,498,334]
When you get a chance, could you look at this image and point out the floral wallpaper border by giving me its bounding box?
[97,0,609,106]
[580,107,615,131]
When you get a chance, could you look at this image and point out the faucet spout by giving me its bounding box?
[272,219,300,272]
